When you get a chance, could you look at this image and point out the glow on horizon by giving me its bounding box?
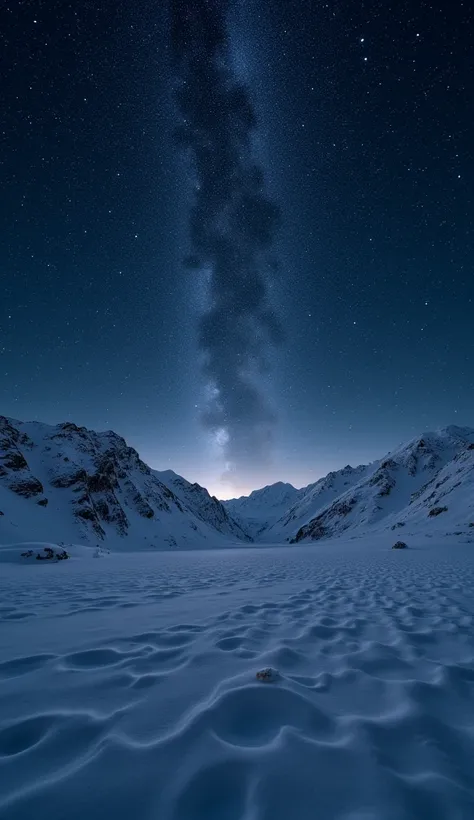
[195,468,329,500]
[144,445,337,501]
[204,481,255,501]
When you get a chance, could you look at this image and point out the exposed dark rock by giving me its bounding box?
[87,469,117,493]
[33,546,70,561]
[37,498,48,507]
[3,451,28,470]
[73,502,105,539]
[94,499,110,519]
[378,480,394,497]
[391,521,406,530]
[335,500,354,515]
[88,490,129,535]
[410,475,439,504]
[75,505,96,521]
[51,469,87,488]
[36,547,55,560]
[392,541,408,549]
[380,459,397,470]
[129,488,155,519]
[54,422,88,436]
[60,422,81,432]
[428,506,448,517]
[10,478,44,498]
[291,495,357,543]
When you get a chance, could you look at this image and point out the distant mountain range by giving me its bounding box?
[1,416,473,548]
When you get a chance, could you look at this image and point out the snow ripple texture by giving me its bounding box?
[1,542,474,819]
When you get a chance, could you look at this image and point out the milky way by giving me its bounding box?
[170,0,281,484]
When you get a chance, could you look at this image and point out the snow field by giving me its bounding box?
[1,539,474,819]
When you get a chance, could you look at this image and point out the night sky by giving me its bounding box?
[2,0,473,498]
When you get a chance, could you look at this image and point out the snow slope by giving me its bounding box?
[2,538,474,819]
[0,417,246,550]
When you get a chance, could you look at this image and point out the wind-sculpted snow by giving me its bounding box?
[1,540,474,818]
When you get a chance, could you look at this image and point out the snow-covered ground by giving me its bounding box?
[1,536,474,819]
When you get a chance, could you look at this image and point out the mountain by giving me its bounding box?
[154,469,251,542]
[0,417,248,549]
[291,426,474,542]
[2,416,473,550]
[260,465,371,542]
[223,482,303,538]
[224,426,474,544]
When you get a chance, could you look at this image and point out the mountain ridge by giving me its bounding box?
[1,417,473,548]
[224,426,474,543]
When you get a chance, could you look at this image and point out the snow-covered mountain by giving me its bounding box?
[154,469,251,542]
[2,416,473,550]
[223,482,303,538]
[260,465,371,542]
[0,417,248,549]
[225,426,474,544]
[293,426,474,542]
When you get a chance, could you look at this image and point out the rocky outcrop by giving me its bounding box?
[428,505,448,517]
[0,417,46,504]
[9,477,44,498]
[291,496,358,543]
[21,546,70,561]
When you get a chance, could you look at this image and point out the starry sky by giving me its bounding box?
[1,0,473,498]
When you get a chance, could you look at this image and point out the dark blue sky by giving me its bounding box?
[1,0,473,497]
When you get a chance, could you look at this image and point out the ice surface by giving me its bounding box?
[1,536,474,818]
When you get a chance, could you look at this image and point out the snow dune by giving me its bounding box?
[1,538,474,818]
